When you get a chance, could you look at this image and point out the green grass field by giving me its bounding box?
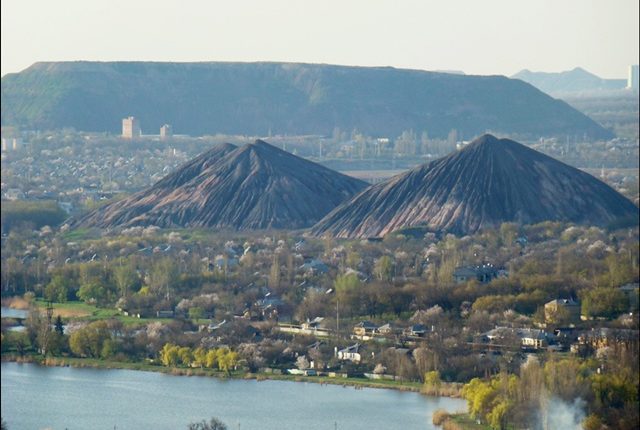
[33,299,167,325]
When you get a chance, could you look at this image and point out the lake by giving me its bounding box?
[1,362,466,430]
[1,307,28,319]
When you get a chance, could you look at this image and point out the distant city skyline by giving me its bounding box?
[1,0,638,78]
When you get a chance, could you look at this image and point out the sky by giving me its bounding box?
[1,0,638,78]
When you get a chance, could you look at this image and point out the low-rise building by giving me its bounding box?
[300,259,329,274]
[377,323,397,336]
[482,327,551,350]
[336,343,362,363]
[619,283,639,311]
[545,298,581,325]
[404,324,427,338]
[453,264,500,284]
[353,321,377,338]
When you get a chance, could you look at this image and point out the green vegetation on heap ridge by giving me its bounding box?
[1,61,612,139]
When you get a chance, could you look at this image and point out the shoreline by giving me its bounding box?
[1,354,462,397]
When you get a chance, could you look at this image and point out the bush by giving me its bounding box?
[432,409,450,426]
[0,200,67,232]
[187,417,227,430]
[441,420,463,430]
[582,414,603,430]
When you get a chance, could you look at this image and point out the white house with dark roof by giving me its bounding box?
[336,343,362,363]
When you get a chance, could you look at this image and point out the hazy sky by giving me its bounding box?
[1,0,638,78]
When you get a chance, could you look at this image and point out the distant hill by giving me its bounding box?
[74,140,367,230]
[512,67,626,95]
[1,61,611,139]
[310,134,638,238]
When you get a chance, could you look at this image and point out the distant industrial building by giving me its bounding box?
[122,116,141,138]
[628,65,639,90]
[160,124,173,139]
[1,138,20,152]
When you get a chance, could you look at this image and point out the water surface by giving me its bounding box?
[1,307,28,319]
[1,362,465,430]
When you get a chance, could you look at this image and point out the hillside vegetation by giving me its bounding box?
[1,61,611,139]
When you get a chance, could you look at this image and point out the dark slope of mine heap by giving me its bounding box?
[75,140,368,230]
[310,134,638,238]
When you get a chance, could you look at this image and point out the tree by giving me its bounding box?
[334,273,361,318]
[187,417,227,430]
[178,346,193,366]
[334,273,361,301]
[78,261,105,288]
[544,358,588,402]
[269,254,280,289]
[423,370,442,395]
[581,287,628,319]
[1,331,30,356]
[286,252,295,286]
[188,307,204,321]
[346,251,361,269]
[193,347,208,368]
[54,315,64,335]
[113,262,138,298]
[44,275,70,303]
[218,349,238,373]
[374,256,394,281]
[544,303,572,326]
[295,355,310,370]
[161,343,180,366]
[499,222,518,247]
[462,378,498,422]
[77,280,109,305]
[582,415,603,430]
[69,321,112,358]
[100,338,116,359]
[24,306,44,350]
[205,348,220,369]
[25,306,54,356]
[148,258,178,299]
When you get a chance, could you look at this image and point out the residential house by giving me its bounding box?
[453,267,478,284]
[258,295,291,321]
[404,324,427,338]
[294,240,306,252]
[207,320,227,332]
[619,283,639,311]
[377,323,397,336]
[300,259,329,275]
[544,298,581,325]
[257,294,285,308]
[4,188,25,200]
[279,316,331,337]
[156,310,175,318]
[578,328,639,350]
[518,328,550,349]
[336,343,362,363]
[353,321,377,338]
[214,255,239,270]
[482,327,550,350]
[453,264,499,284]
[302,317,326,331]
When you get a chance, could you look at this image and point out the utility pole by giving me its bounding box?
[42,301,54,356]
[336,299,339,336]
